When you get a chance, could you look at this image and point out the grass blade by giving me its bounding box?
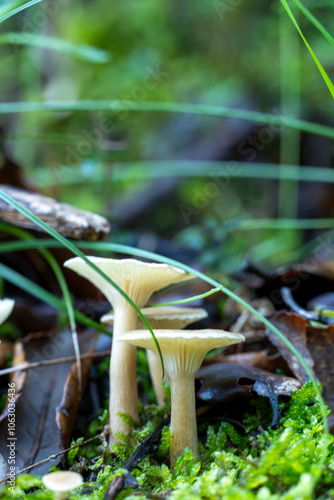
[0,33,110,63]
[0,189,165,375]
[32,161,334,186]
[294,0,334,47]
[280,0,334,98]
[0,0,42,24]
[0,202,329,487]
[0,100,333,138]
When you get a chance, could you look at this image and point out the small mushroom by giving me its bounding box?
[120,329,245,464]
[101,306,208,405]
[0,298,14,326]
[64,257,193,439]
[42,471,83,500]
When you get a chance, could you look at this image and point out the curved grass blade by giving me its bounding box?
[0,33,110,63]
[0,260,111,336]
[280,0,334,98]
[88,241,330,488]
[0,233,329,485]
[147,286,223,308]
[0,100,333,138]
[0,190,165,376]
[0,233,329,481]
[294,0,334,48]
[0,0,42,24]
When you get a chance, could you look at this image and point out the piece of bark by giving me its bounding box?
[0,184,110,240]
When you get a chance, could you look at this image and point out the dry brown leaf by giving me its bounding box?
[266,311,334,430]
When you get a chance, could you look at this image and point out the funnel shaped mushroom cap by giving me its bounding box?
[0,299,14,326]
[64,257,193,308]
[101,306,207,328]
[120,329,245,376]
[42,471,83,492]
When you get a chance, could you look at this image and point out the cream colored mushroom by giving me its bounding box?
[42,471,83,500]
[64,257,193,440]
[0,299,14,326]
[120,329,245,464]
[101,306,208,405]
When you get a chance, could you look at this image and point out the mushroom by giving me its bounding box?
[64,257,193,439]
[101,306,208,405]
[0,299,14,326]
[42,471,83,500]
[120,329,245,464]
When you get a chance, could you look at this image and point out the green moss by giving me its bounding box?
[1,383,333,500]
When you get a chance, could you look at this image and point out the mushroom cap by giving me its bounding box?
[101,305,208,329]
[120,329,245,376]
[0,299,14,326]
[42,471,83,492]
[64,257,193,308]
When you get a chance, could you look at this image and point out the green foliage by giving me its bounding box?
[1,383,334,499]
[67,437,85,466]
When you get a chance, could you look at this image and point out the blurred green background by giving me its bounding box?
[0,0,334,273]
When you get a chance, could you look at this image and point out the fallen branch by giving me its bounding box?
[0,428,109,484]
[0,350,111,376]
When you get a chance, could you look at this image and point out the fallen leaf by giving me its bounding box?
[203,350,292,376]
[56,355,94,451]
[0,329,96,476]
[266,312,313,384]
[266,311,334,431]
[196,362,300,427]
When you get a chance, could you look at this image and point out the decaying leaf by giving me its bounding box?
[56,355,94,451]
[266,311,334,430]
[204,350,292,376]
[196,362,301,427]
[0,329,96,475]
[236,263,334,311]
[0,184,110,240]
[266,312,313,384]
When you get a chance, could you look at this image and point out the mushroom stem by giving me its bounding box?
[169,373,199,464]
[53,493,67,500]
[109,304,139,439]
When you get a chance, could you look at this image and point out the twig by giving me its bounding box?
[104,418,170,500]
[0,428,109,484]
[0,350,111,377]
